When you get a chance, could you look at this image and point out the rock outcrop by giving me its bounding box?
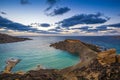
[62,49,120,80]
[4,58,21,73]
[0,33,31,43]
[50,39,101,53]
[0,69,66,80]
[50,39,99,70]
[0,39,120,80]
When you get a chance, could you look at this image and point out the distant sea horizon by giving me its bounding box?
[15,35,120,37]
[0,36,120,72]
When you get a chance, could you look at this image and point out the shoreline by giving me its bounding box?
[0,33,32,44]
[0,39,120,80]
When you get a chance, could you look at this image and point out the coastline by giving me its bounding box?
[0,39,120,80]
[0,33,31,44]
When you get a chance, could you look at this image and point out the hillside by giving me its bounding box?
[0,33,31,43]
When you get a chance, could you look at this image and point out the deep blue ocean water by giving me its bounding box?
[0,36,120,72]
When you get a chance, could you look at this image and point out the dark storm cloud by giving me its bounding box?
[108,23,120,28]
[0,16,37,32]
[48,7,71,16]
[71,25,112,33]
[0,11,7,15]
[48,28,62,32]
[48,25,110,33]
[86,29,98,32]
[71,26,90,31]
[85,25,113,33]
[96,25,108,31]
[20,0,30,5]
[87,25,111,32]
[72,27,98,32]
[0,16,60,34]
[45,0,59,11]
[35,30,59,34]
[48,29,62,32]
[58,13,110,27]
[48,26,62,32]
[109,30,118,33]
[40,23,50,27]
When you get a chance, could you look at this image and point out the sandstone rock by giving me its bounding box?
[97,49,116,65]
[50,39,101,53]
[4,58,21,73]
[117,55,120,63]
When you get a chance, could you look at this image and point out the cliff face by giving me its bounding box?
[50,39,120,80]
[0,33,31,43]
[0,69,66,80]
[62,49,120,80]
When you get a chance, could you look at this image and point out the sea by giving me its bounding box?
[0,36,120,72]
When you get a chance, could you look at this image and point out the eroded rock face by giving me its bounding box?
[69,58,120,80]
[97,49,116,65]
[0,33,31,43]
[117,55,120,63]
[65,49,120,80]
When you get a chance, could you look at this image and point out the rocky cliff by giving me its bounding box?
[61,49,120,80]
[50,39,101,53]
[0,39,120,80]
[0,33,31,43]
[51,39,120,80]
[50,39,99,69]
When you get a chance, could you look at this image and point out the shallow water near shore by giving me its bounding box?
[0,36,120,72]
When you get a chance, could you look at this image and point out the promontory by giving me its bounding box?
[0,33,31,44]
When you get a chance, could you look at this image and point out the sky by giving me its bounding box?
[0,0,120,36]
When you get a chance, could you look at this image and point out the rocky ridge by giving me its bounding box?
[0,33,31,43]
[62,49,120,80]
[50,39,101,53]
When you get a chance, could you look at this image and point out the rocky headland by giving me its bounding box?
[0,33,31,44]
[50,39,101,53]
[50,39,100,68]
[0,39,120,80]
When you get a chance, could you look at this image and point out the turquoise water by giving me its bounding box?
[0,36,80,72]
[0,36,120,72]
